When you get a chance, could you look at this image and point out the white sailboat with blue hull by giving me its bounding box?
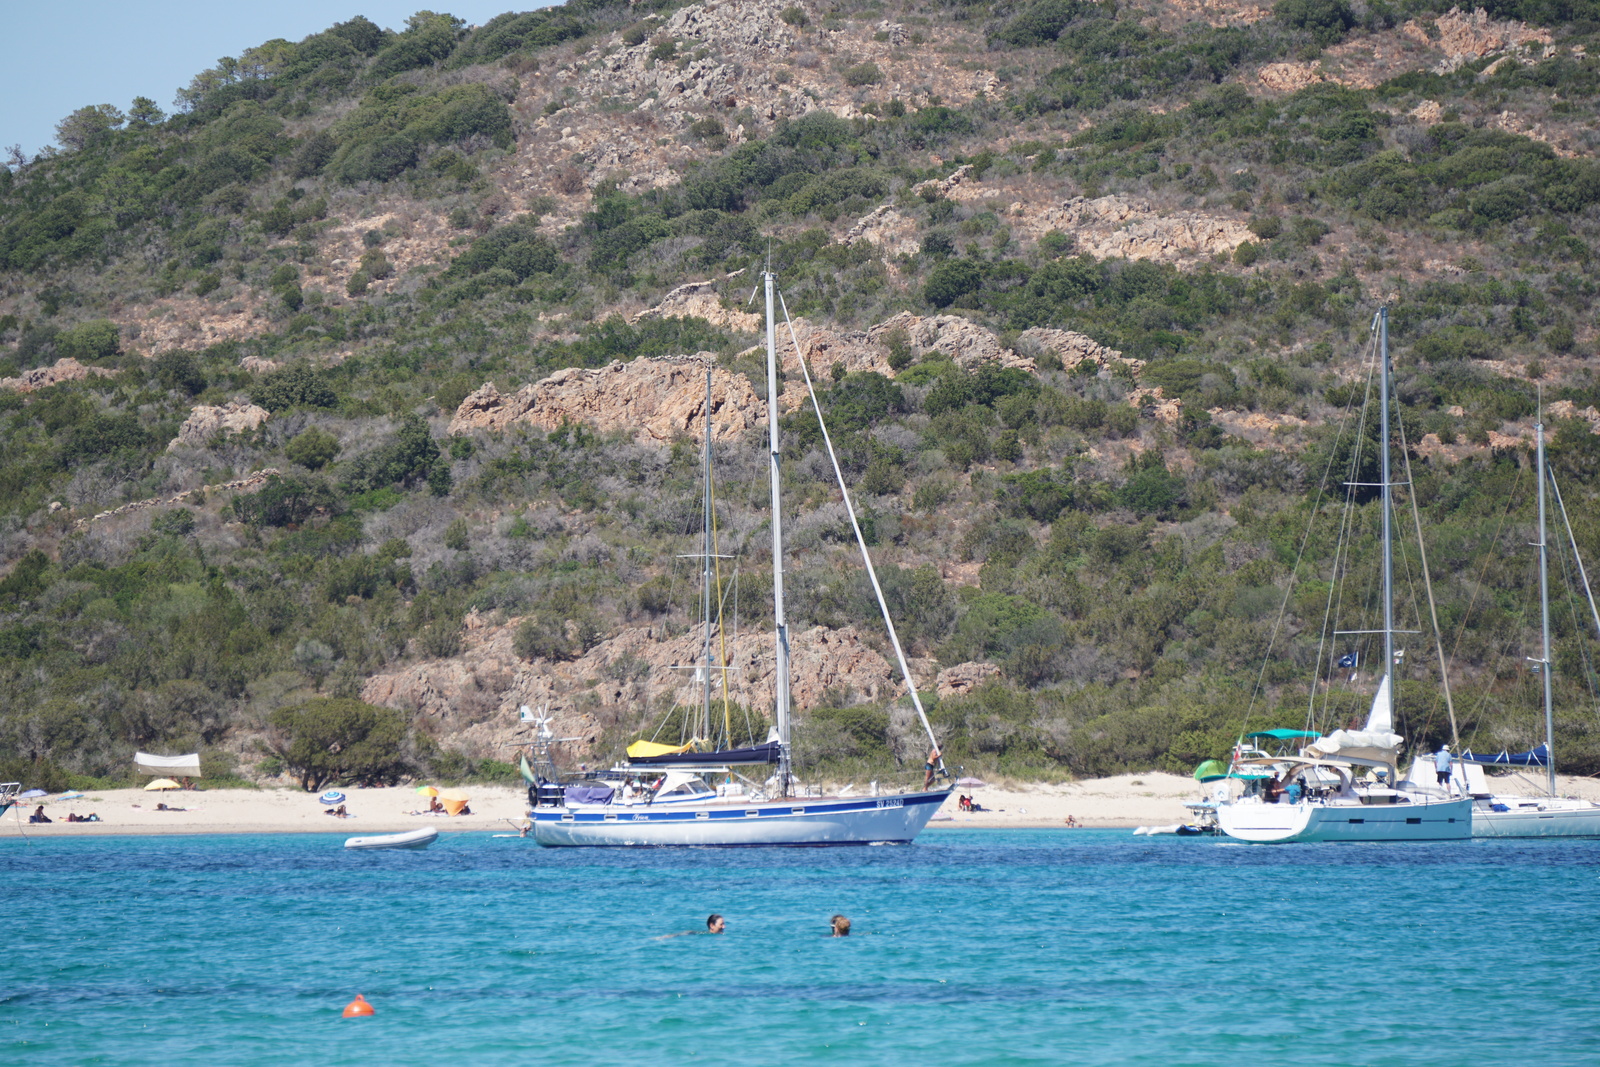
[528,269,951,847]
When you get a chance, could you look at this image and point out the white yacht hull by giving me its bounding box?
[1472,798,1600,838]
[530,789,949,847]
[1216,797,1473,843]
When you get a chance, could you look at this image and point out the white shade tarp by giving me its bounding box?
[134,752,201,778]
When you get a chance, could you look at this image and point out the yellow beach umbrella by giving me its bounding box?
[415,785,439,797]
[144,778,181,791]
[439,789,470,816]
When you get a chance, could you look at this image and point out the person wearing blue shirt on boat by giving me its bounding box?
[1434,745,1453,788]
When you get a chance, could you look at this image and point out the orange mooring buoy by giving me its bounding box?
[342,995,375,1018]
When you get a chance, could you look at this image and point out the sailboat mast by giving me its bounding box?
[701,368,713,745]
[1379,308,1395,710]
[765,269,792,791]
[1537,400,1557,794]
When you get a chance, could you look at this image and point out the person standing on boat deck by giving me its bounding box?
[1434,745,1453,789]
[707,914,725,934]
[1263,776,1285,804]
[831,915,850,937]
[923,747,941,789]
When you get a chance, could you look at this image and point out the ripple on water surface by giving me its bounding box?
[3,830,1598,1065]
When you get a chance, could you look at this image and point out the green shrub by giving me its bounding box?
[55,320,120,363]
[154,350,205,395]
[252,364,339,412]
[268,698,413,791]
[1274,0,1355,44]
[286,427,341,470]
[843,62,882,87]
[994,0,1083,46]
[231,474,343,527]
[924,259,983,307]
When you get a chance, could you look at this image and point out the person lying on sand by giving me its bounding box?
[324,804,350,818]
[155,802,187,812]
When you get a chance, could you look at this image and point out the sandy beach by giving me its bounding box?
[8,771,1600,837]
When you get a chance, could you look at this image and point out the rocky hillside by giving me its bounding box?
[2,0,1599,789]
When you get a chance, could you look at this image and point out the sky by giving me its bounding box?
[2,0,553,160]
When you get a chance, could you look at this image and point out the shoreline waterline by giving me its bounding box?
[8,771,1598,838]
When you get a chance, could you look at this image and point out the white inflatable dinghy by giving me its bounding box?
[344,827,439,850]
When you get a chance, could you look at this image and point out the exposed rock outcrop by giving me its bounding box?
[1015,328,1130,372]
[936,661,1002,699]
[844,205,922,257]
[167,401,271,451]
[870,312,1037,371]
[0,358,117,393]
[447,356,761,444]
[1045,195,1252,261]
[72,468,282,530]
[361,617,912,759]
[631,279,761,332]
[1403,6,1554,70]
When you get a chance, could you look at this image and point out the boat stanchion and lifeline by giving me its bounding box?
[1213,309,1474,843]
[524,268,951,846]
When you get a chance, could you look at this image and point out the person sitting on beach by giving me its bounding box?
[1064,814,1080,827]
[29,805,51,823]
[428,797,445,813]
[830,915,851,937]
[923,746,941,790]
[325,804,349,818]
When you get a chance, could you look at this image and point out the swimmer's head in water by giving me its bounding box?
[830,914,850,937]
[707,914,725,933]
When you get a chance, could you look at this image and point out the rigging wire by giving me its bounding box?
[777,290,944,772]
[1309,325,1379,736]
[1242,328,1373,740]
[1394,405,1460,746]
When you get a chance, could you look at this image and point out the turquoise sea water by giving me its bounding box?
[3,829,1598,1065]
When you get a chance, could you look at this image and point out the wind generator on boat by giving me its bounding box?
[523,268,952,846]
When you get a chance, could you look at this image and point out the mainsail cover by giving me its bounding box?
[134,752,201,777]
[1302,674,1402,764]
[628,741,784,766]
[1459,744,1550,767]
[1305,730,1404,765]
